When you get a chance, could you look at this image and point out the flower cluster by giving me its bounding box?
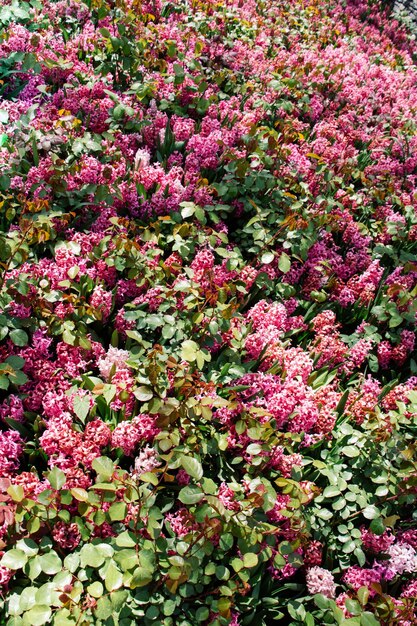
[0,0,417,624]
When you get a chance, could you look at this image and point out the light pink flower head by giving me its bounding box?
[306,566,336,598]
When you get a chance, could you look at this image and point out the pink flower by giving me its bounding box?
[0,431,24,476]
[97,347,131,380]
[111,415,159,456]
[218,483,240,511]
[304,541,323,567]
[267,495,291,523]
[306,567,336,598]
[361,527,394,553]
[90,285,113,321]
[0,562,13,588]
[84,419,111,448]
[165,508,198,537]
[387,543,417,575]
[52,522,81,550]
[343,566,382,595]
[0,396,24,423]
[132,446,160,476]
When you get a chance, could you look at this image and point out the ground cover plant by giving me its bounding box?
[0,0,417,623]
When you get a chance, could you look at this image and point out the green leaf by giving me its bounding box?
[72,394,90,423]
[1,548,28,569]
[278,252,291,274]
[102,384,117,404]
[0,375,9,390]
[230,558,244,572]
[92,456,114,480]
[361,613,381,626]
[64,553,80,573]
[6,356,25,369]
[48,467,66,491]
[261,252,274,264]
[24,606,52,626]
[87,581,104,598]
[173,63,185,81]
[115,531,137,548]
[0,109,9,123]
[95,596,113,620]
[39,551,62,575]
[80,544,105,569]
[9,329,29,346]
[180,202,196,218]
[27,558,42,581]
[314,594,330,610]
[305,614,316,626]
[341,445,360,458]
[345,599,362,616]
[196,607,209,621]
[110,590,128,610]
[357,586,369,606]
[7,484,24,502]
[10,369,28,386]
[243,552,258,568]
[362,506,380,520]
[105,562,123,591]
[139,472,159,485]
[108,502,127,521]
[323,486,341,498]
[163,598,177,616]
[17,539,38,557]
[180,340,199,362]
[70,488,89,502]
[369,518,385,535]
[219,534,234,551]
[134,386,153,402]
[131,566,153,588]
[177,486,204,505]
[114,548,138,571]
[179,455,203,481]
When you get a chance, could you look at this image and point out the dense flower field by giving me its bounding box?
[0,0,417,623]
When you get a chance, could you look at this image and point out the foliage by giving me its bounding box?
[0,0,417,624]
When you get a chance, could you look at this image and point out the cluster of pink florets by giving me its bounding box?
[1,0,417,622]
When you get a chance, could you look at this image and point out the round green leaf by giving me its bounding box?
[178,486,204,505]
[104,562,123,592]
[87,581,104,598]
[39,551,62,575]
[180,340,199,362]
[24,605,52,626]
[179,455,203,481]
[362,506,380,520]
[278,252,291,274]
[1,549,28,570]
[243,552,258,568]
[9,329,29,347]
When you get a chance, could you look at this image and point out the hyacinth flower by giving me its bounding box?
[0,0,417,624]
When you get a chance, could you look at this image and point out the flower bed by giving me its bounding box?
[0,0,417,624]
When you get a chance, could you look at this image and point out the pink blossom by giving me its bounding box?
[111,415,159,456]
[218,483,240,511]
[52,522,81,550]
[306,567,336,598]
[97,347,131,380]
[132,446,160,476]
[0,432,24,476]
